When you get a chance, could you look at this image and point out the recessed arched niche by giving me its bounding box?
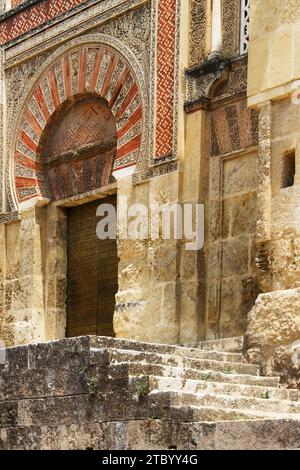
[37,94,117,201]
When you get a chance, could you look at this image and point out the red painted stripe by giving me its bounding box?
[24,109,43,137]
[16,177,42,188]
[117,106,142,140]
[109,66,130,109]
[113,161,137,172]
[100,54,118,98]
[78,48,87,94]
[34,86,50,121]
[90,49,104,92]
[116,134,141,159]
[63,55,72,99]
[15,152,43,171]
[20,131,38,153]
[48,68,60,109]
[115,82,138,121]
[155,0,176,157]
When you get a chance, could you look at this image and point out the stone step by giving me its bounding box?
[170,404,300,422]
[90,336,245,363]
[147,376,299,401]
[0,360,283,403]
[197,336,244,353]
[167,404,262,422]
[0,390,152,428]
[114,361,280,387]
[106,348,260,375]
[186,418,300,450]
[0,364,112,401]
[149,390,300,416]
[1,336,244,370]
[0,335,299,450]
[168,404,263,421]
[1,418,300,450]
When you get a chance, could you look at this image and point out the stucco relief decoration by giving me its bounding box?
[13,41,145,205]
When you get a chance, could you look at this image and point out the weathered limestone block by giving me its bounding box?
[4,221,21,281]
[179,280,205,345]
[245,289,300,388]
[223,154,257,197]
[248,0,300,107]
[114,282,179,345]
[209,200,222,241]
[220,278,241,323]
[0,225,10,346]
[240,276,261,317]
[219,318,247,339]
[115,170,182,344]
[223,193,257,238]
[221,236,250,277]
[0,223,21,346]
[44,206,67,341]
[188,419,300,450]
[148,240,178,284]
[269,237,300,290]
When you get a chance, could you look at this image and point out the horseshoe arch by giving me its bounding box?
[12,35,148,208]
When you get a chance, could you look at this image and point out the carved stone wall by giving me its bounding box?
[12,40,145,205]
[254,98,300,294]
[90,4,151,83]
[185,49,259,340]
[189,0,243,69]
[221,0,241,59]
[5,52,53,210]
[0,2,152,346]
[207,148,259,338]
[207,55,259,338]
[0,0,187,348]
[189,0,207,67]
[1,2,152,212]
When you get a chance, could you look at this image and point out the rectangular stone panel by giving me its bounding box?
[222,153,257,196]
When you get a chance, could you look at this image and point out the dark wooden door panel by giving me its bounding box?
[67,196,117,338]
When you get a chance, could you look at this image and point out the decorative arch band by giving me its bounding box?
[15,44,144,204]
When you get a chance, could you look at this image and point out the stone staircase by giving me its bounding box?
[0,335,300,449]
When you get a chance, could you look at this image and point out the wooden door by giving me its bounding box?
[66,196,118,337]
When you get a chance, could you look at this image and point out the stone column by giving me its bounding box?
[256,101,272,241]
[294,142,300,185]
[9,208,46,345]
[44,204,67,341]
[255,101,272,291]
[0,223,11,346]
[179,109,208,345]
[209,0,223,59]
